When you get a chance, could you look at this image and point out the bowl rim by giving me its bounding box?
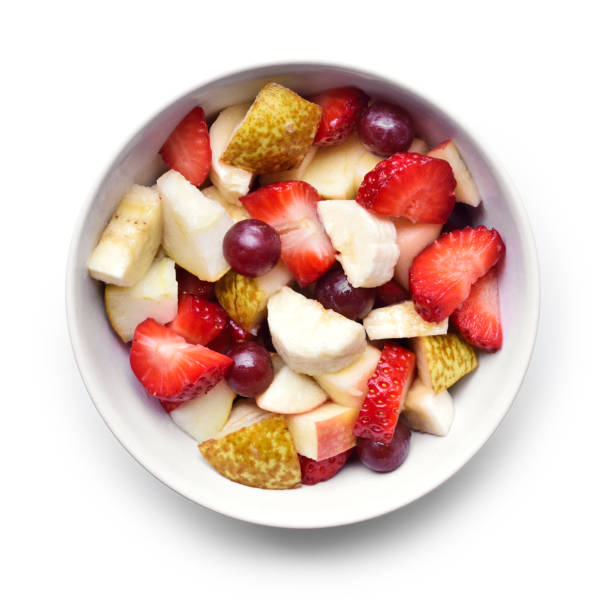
[65,61,541,528]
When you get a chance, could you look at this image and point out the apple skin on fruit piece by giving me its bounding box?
[199,400,301,490]
[363,300,448,341]
[104,254,178,342]
[313,345,381,409]
[402,378,454,436]
[286,401,359,461]
[221,82,322,174]
[170,379,236,442]
[215,262,293,334]
[408,137,429,154]
[413,334,477,394]
[87,184,162,287]
[201,186,250,223]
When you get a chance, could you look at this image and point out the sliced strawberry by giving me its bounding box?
[176,265,215,300]
[311,87,369,146]
[207,317,253,355]
[356,152,456,223]
[374,280,409,308]
[299,449,353,485]
[354,343,416,443]
[169,294,227,346]
[451,267,503,352]
[160,400,182,414]
[160,107,212,186]
[129,319,232,403]
[409,226,505,322]
[240,181,335,286]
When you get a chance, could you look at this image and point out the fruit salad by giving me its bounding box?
[87,82,505,490]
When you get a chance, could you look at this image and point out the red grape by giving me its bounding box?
[223,219,281,278]
[315,266,375,320]
[175,265,215,299]
[226,341,274,397]
[356,420,412,472]
[358,101,415,156]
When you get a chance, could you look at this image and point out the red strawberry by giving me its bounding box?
[129,319,232,403]
[356,152,456,223]
[176,265,215,300]
[207,318,253,355]
[354,343,416,443]
[160,400,182,413]
[311,87,369,146]
[160,107,212,186]
[299,449,353,485]
[375,280,409,307]
[451,267,503,352]
[240,181,335,286]
[409,226,505,322]
[169,294,227,346]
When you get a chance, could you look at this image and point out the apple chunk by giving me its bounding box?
[286,402,359,461]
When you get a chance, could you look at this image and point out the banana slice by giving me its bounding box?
[87,184,162,286]
[267,287,366,376]
[363,301,448,340]
[317,200,399,288]
[209,104,254,205]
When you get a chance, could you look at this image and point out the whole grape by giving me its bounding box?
[315,266,375,320]
[356,421,412,472]
[358,101,415,156]
[226,341,274,397]
[223,219,281,277]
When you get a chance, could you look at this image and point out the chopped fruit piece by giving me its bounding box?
[175,265,215,300]
[354,343,416,443]
[105,254,178,342]
[374,280,408,307]
[402,378,453,436]
[451,267,503,351]
[226,341,274,397]
[223,219,281,278]
[428,140,480,207]
[199,400,301,489]
[222,82,322,174]
[202,186,250,223]
[408,138,429,154]
[157,170,233,282]
[358,101,415,156]
[169,379,236,442]
[267,287,366,376]
[357,152,456,223]
[409,226,505,322]
[258,147,318,186]
[413,334,477,394]
[159,107,211,186]
[363,301,448,340]
[311,86,369,146]
[215,261,292,333]
[394,219,443,289]
[317,200,399,288]
[207,317,253,355]
[256,359,327,414]
[314,266,375,321]
[169,294,227,346]
[286,401,359,461]
[314,345,381,409]
[240,181,335,286]
[87,184,162,286]
[299,449,353,485]
[208,104,253,204]
[357,420,411,472]
[300,133,378,199]
[129,319,232,402]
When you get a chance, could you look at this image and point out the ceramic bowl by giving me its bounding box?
[66,63,540,528]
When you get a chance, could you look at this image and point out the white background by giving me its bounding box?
[3,1,611,598]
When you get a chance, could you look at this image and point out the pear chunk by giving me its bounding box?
[199,400,301,489]
[363,301,448,340]
[202,185,250,223]
[222,82,322,174]
[413,334,477,393]
[402,378,454,436]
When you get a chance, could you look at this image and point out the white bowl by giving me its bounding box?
[66,63,540,529]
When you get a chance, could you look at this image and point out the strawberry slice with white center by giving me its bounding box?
[311,87,369,146]
[451,267,503,352]
[240,181,335,286]
[129,318,232,403]
[409,225,505,322]
[169,294,227,347]
[356,152,456,223]
[160,107,212,186]
[353,343,416,443]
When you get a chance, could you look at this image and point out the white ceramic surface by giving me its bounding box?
[66,63,540,529]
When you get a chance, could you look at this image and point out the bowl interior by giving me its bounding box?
[66,64,539,528]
